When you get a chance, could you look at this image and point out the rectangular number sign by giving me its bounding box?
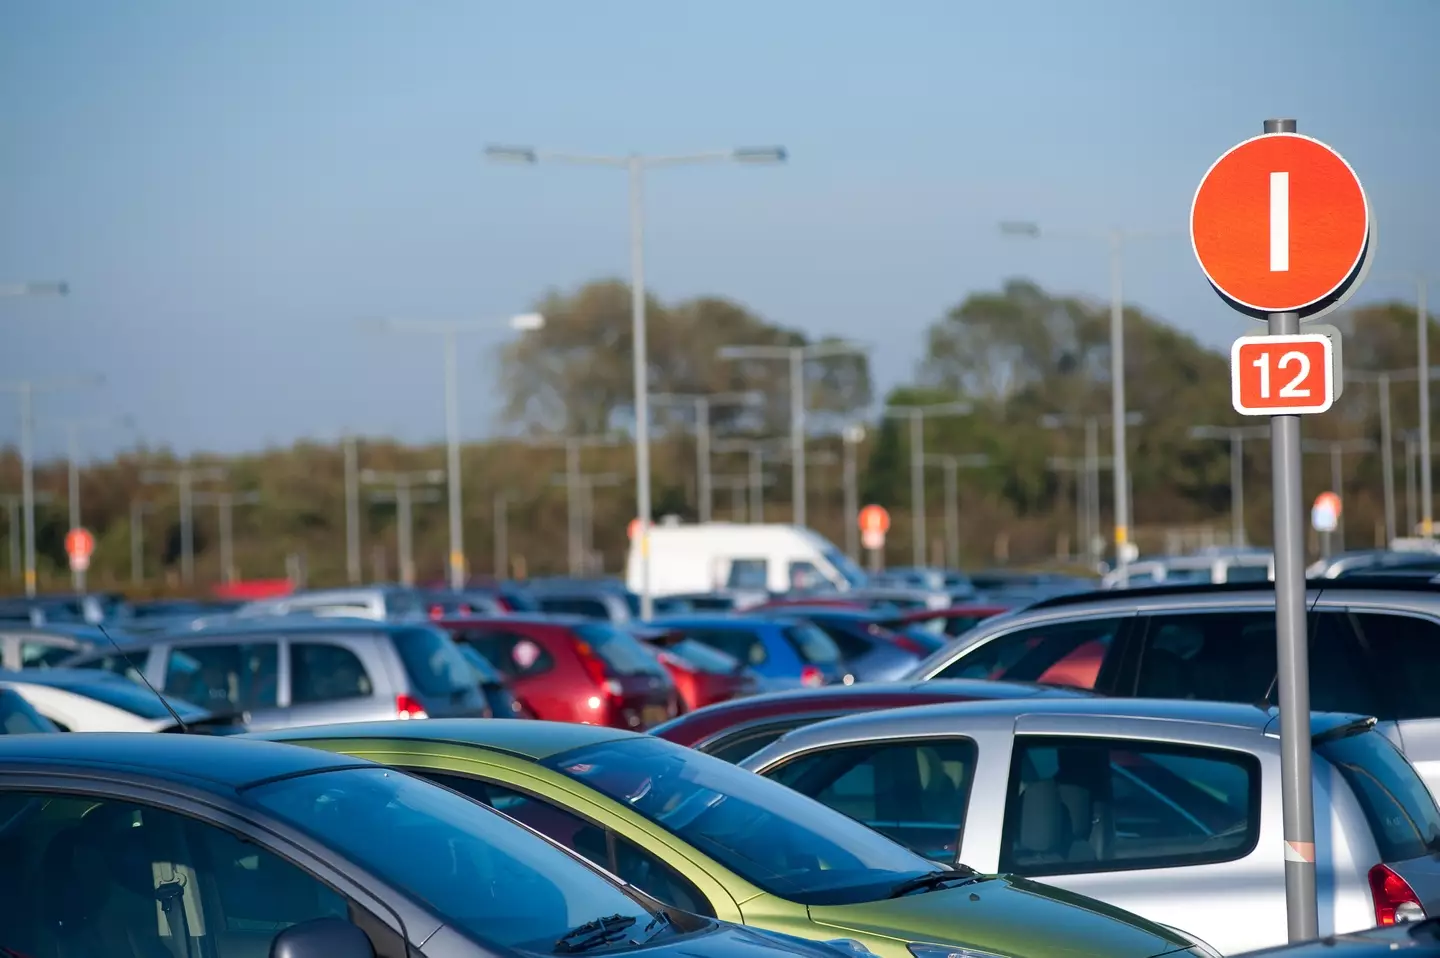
[1231,333,1335,416]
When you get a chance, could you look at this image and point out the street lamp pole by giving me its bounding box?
[1041,411,1142,566]
[1189,425,1270,548]
[343,434,361,584]
[842,424,866,560]
[46,415,131,591]
[883,402,972,568]
[192,490,261,584]
[361,468,444,586]
[922,453,991,568]
[1344,366,1440,545]
[1301,439,1376,555]
[364,312,544,590]
[651,391,763,523]
[487,144,786,620]
[533,434,623,575]
[142,464,226,584]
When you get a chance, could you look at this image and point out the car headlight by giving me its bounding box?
[907,944,1007,958]
[826,940,880,958]
[1158,924,1223,958]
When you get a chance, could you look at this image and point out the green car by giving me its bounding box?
[254,720,1214,958]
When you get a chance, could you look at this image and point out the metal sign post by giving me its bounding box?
[1193,117,1373,942]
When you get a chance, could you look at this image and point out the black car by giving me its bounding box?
[0,732,857,958]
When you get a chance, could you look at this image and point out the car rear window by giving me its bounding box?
[1318,728,1440,863]
[782,621,841,664]
[391,627,475,695]
[664,638,742,675]
[574,623,667,677]
[54,679,208,720]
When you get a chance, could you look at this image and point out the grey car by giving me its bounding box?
[903,577,1440,799]
[58,617,489,729]
[743,696,1440,956]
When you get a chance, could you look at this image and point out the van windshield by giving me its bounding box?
[821,547,868,589]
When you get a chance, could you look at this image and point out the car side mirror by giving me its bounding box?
[270,917,376,958]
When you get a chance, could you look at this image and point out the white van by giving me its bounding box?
[625,523,868,597]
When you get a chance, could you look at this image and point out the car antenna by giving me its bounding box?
[96,621,190,733]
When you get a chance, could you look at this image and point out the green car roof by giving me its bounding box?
[253,718,636,761]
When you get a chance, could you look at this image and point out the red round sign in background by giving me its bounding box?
[1191,133,1369,317]
[858,504,890,534]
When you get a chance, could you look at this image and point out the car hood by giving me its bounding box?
[806,875,1195,958]
[673,923,858,958]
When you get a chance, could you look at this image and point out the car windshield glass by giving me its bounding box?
[820,547,867,588]
[782,621,841,665]
[0,688,57,734]
[247,766,655,950]
[576,623,668,677]
[392,627,475,695]
[53,679,208,720]
[545,736,942,906]
[1318,729,1440,862]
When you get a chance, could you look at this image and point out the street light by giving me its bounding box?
[882,401,972,567]
[922,453,991,568]
[842,424,867,560]
[550,471,623,574]
[718,341,868,531]
[192,490,261,584]
[532,434,626,575]
[363,312,544,589]
[141,463,226,584]
[487,144,785,621]
[1002,220,1176,583]
[361,468,445,586]
[1189,425,1271,548]
[650,391,763,522]
[1040,412,1142,564]
[44,414,134,591]
[0,373,103,595]
[0,282,68,298]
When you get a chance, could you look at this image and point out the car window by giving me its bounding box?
[781,622,841,665]
[248,766,658,951]
[1317,728,1440,863]
[456,630,555,678]
[809,621,871,660]
[291,642,375,704]
[766,738,976,861]
[574,623,667,677]
[0,688,56,734]
[1305,612,1380,716]
[544,735,947,906]
[684,628,768,667]
[999,737,1259,877]
[163,642,279,711]
[538,597,610,620]
[1134,611,1276,703]
[455,644,505,684]
[43,678,208,721]
[390,627,474,696]
[726,559,768,591]
[789,561,825,591]
[0,792,397,958]
[662,638,741,676]
[703,718,822,764]
[19,640,74,669]
[64,650,145,682]
[935,617,1120,689]
[1350,613,1440,721]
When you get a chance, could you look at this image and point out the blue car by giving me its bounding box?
[648,614,850,688]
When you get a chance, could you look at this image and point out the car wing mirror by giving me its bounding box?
[270,917,375,958]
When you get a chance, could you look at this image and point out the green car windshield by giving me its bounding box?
[545,736,944,906]
[246,766,656,951]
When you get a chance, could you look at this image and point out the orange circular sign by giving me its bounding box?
[627,518,642,540]
[65,527,95,560]
[858,504,890,535]
[1313,491,1342,516]
[1191,133,1370,318]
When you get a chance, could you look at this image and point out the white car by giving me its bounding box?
[0,685,58,734]
[0,668,219,732]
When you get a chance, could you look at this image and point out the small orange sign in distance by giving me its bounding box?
[1313,491,1342,518]
[64,527,96,561]
[1192,133,1370,318]
[1231,334,1334,416]
[857,504,890,535]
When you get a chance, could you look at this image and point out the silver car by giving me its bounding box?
[58,617,489,729]
[904,578,1440,799]
[743,697,1440,956]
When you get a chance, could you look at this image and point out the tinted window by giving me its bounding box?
[43,678,208,720]
[575,624,667,677]
[661,639,741,675]
[65,650,144,682]
[390,627,473,696]
[538,597,610,620]
[163,642,278,711]
[703,718,820,764]
[727,559,768,591]
[1351,613,1440,720]
[810,621,872,660]
[936,617,1120,689]
[457,630,555,678]
[782,622,841,665]
[1318,729,1440,862]
[789,561,825,591]
[1134,611,1276,703]
[19,640,75,669]
[545,735,945,906]
[684,628,768,667]
[456,644,504,684]
[999,737,1259,876]
[1307,612,1380,716]
[248,767,657,951]
[291,642,374,704]
[0,688,56,734]
[768,738,976,861]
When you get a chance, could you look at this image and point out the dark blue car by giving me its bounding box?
[648,614,849,689]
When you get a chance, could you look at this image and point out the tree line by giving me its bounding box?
[1,277,1432,594]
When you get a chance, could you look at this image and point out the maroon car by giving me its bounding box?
[438,614,681,730]
[649,678,1090,763]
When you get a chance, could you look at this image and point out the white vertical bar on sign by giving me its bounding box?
[1270,172,1290,272]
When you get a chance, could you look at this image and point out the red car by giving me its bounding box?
[650,678,1089,763]
[629,625,761,711]
[439,614,681,729]
[885,604,1012,639]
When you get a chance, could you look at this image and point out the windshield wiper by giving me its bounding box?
[639,911,673,943]
[554,915,638,954]
[887,867,982,899]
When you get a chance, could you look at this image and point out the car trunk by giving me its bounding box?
[574,623,679,729]
[390,626,491,718]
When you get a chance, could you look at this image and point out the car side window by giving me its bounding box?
[703,718,821,764]
[934,617,1121,689]
[726,559,768,591]
[19,640,73,668]
[1304,612,1380,716]
[290,642,374,704]
[1350,613,1440,720]
[538,597,609,620]
[686,629,767,667]
[1133,611,1276,703]
[457,631,555,678]
[0,792,401,958]
[998,736,1259,877]
[765,738,977,862]
[163,642,279,711]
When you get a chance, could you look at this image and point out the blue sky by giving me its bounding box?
[3,0,1437,460]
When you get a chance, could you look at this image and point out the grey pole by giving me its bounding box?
[789,347,807,528]
[1420,279,1433,540]
[842,426,863,560]
[628,157,654,619]
[18,385,36,597]
[1264,117,1317,943]
[941,458,959,569]
[344,434,361,584]
[749,446,763,522]
[1231,432,1246,547]
[65,427,83,592]
[696,397,712,523]
[1406,433,1419,534]
[565,438,582,575]
[1331,444,1345,553]
[1108,232,1133,582]
[396,477,415,586]
[442,328,466,588]
[218,493,235,584]
[130,499,145,585]
[179,472,196,584]
[493,492,508,578]
[1379,375,1396,545]
[910,414,926,568]
[1084,417,1100,564]
[732,481,746,521]
[4,496,19,582]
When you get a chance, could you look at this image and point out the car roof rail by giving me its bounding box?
[1023,574,1440,611]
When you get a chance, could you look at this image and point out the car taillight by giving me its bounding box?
[428,605,444,620]
[396,694,429,720]
[574,641,612,688]
[1369,864,1426,925]
[801,665,824,687]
